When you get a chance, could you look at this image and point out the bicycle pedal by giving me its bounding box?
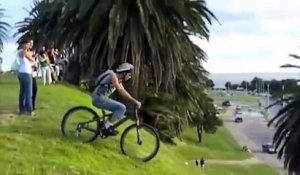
[99,132,110,139]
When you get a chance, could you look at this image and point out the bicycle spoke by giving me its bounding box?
[61,106,101,142]
[82,126,98,133]
[120,124,160,162]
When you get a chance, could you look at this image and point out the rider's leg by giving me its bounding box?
[92,96,126,128]
[102,99,126,128]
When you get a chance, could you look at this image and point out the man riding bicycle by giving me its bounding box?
[92,63,141,137]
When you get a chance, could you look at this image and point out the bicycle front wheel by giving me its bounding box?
[120,123,160,162]
[61,106,101,143]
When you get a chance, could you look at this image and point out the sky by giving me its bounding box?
[1,0,300,73]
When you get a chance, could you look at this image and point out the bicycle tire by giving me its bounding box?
[61,106,101,143]
[120,123,160,162]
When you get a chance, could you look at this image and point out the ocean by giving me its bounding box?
[209,72,300,87]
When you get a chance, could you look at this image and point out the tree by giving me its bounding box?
[268,93,300,175]
[267,48,300,175]
[15,0,221,143]
[230,84,239,90]
[0,7,10,53]
[225,81,231,90]
[206,78,215,89]
[280,53,300,70]
[240,81,250,90]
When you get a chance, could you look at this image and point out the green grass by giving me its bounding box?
[209,90,259,106]
[204,164,279,175]
[176,127,251,160]
[0,74,203,175]
[0,74,277,175]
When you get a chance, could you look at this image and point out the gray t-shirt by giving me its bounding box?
[92,70,116,97]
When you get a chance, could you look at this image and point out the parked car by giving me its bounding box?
[222,100,231,107]
[262,143,277,154]
[234,111,243,123]
[217,106,223,111]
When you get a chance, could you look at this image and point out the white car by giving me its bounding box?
[234,111,243,123]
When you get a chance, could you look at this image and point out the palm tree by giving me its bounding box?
[0,7,10,53]
[15,0,222,142]
[280,54,300,69]
[267,50,300,175]
[268,94,300,175]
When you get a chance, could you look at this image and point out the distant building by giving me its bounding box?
[236,87,244,91]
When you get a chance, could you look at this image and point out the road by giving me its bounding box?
[224,105,288,175]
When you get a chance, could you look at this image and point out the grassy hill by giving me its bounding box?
[0,74,205,175]
[209,90,259,106]
[0,74,278,175]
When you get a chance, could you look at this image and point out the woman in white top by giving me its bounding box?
[17,38,35,116]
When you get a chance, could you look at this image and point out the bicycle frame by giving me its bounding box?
[102,108,141,131]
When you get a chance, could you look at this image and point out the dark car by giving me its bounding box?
[222,100,231,107]
[262,143,277,154]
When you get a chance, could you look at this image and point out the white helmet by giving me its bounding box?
[116,63,134,73]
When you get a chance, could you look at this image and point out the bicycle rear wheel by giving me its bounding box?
[61,106,101,142]
[120,123,160,162]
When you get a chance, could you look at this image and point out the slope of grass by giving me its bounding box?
[204,164,279,175]
[176,127,251,160]
[0,74,203,175]
[209,90,259,106]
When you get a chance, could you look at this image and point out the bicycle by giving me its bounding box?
[61,105,160,162]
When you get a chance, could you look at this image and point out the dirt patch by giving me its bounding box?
[0,112,18,125]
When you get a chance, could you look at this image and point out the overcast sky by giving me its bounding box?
[1,0,300,73]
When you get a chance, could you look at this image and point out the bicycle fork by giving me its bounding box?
[135,109,143,145]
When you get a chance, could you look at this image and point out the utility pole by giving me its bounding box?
[262,80,265,94]
[267,84,270,111]
[256,81,258,95]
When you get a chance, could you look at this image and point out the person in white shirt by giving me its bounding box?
[17,38,35,116]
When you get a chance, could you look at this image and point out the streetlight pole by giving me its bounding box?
[282,81,285,106]
[267,84,270,110]
[262,80,265,94]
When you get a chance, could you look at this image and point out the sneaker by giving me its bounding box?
[23,112,35,116]
[100,126,119,137]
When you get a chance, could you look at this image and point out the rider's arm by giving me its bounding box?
[112,74,138,105]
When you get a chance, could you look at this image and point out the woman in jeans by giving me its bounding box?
[28,40,38,111]
[17,38,35,116]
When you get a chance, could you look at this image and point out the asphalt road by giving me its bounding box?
[224,106,288,175]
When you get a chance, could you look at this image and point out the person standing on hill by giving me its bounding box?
[200,157,205,169]
[28,40,38,111]
[47,48,58,83]
[17,37,35,116]
[39,50,52,85]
